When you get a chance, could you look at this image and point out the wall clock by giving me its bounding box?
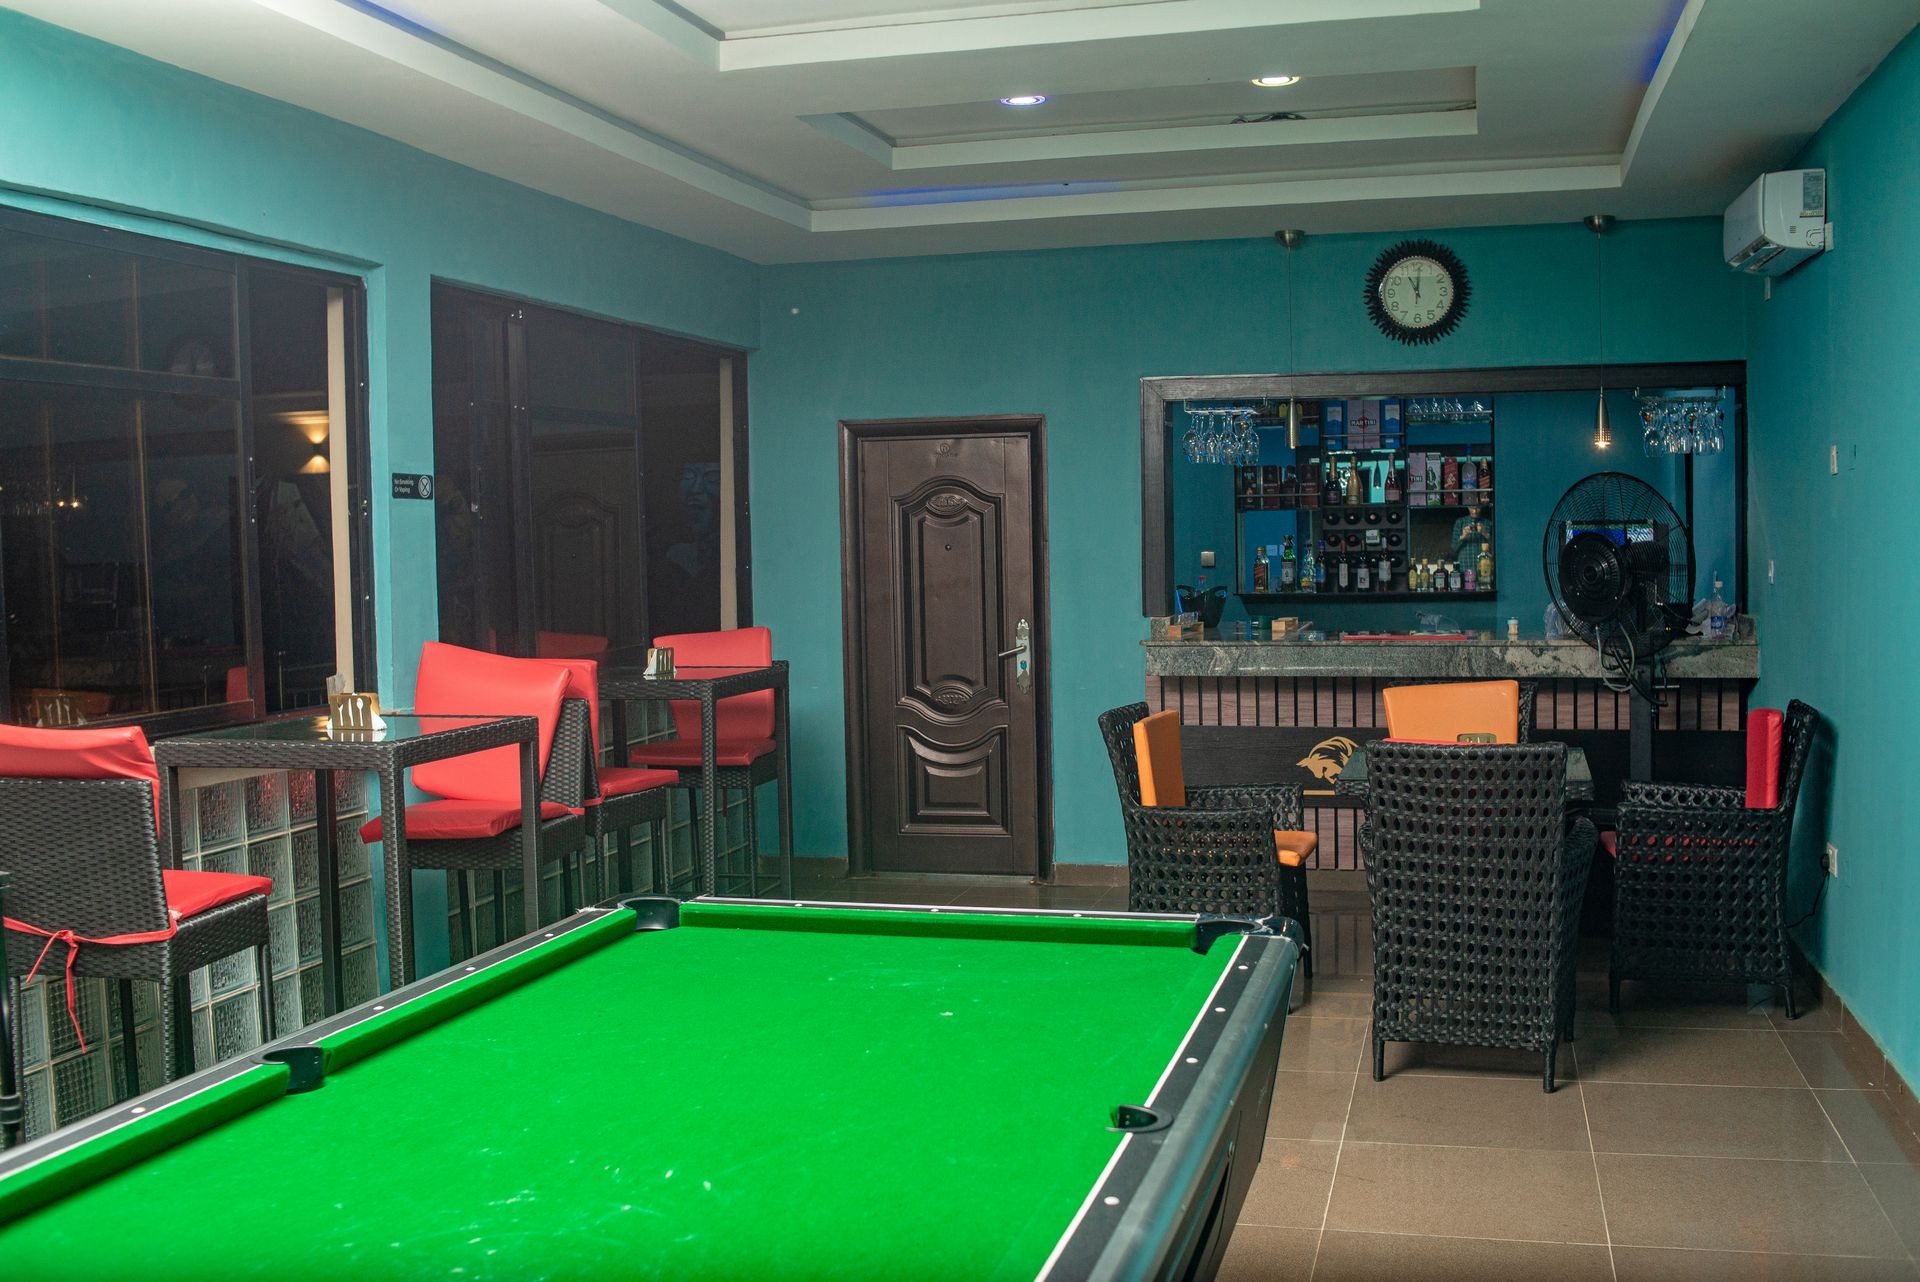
[1364,239,1470,345]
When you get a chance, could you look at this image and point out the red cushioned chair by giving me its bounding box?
[0,725,274,1097]
[625,627,780,895]
[1608,701,1820,1017]
[360,643,594,970]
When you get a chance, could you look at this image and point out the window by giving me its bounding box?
[431,286,747,657]
[0,208,370,729]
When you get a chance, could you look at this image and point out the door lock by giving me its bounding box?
[997,618,1033,693]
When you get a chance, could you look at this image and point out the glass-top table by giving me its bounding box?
[597,656,791,898]
[153,713,542,1002]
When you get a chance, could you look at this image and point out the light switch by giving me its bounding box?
[1200,550,1216,568]
[1830,445,1839,475]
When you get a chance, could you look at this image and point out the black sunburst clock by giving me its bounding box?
[1363,239,1470,346]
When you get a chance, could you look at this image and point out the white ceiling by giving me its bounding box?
[10,0,1918,263]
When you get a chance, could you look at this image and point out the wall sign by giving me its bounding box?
[391,473,434,500]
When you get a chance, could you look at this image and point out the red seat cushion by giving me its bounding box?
[360,799,575,844]
[1599,829,1618,858]
[626,737,776,768]
[0,723,162,831]
[1746,708,1784,809]
[161,869,272,923]
[410,642,570,804]
[652,627,775,744]
[597,766,680,799]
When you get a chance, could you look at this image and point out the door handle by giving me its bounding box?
[997,618,1033,694]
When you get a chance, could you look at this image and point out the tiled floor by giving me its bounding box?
[788,864,1920,1282]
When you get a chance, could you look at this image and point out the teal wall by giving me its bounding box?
[753,221,1745,865]
[0,10,759,979]
[1745,26,1920,1091]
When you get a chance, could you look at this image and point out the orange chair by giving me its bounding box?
[626,627,781,895]
[1383,680,1525,744]
[1098,703,1314,973]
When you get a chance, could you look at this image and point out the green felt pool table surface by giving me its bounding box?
[0,903,1254,1281]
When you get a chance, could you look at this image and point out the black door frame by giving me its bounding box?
[838,415,1054,880]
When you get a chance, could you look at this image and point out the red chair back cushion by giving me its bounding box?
[1746,708,1785,809]
[0,723,161,832]
[410,642,570,803]
[534,658,601,759]
[653,627,774,742]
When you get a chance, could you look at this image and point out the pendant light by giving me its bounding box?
[1586,215,1615,449]
[1278,229,1306,448]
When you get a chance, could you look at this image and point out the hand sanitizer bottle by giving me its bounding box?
[1707,576,1730,642]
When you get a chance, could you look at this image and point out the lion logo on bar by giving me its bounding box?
[1297,735,1358,782]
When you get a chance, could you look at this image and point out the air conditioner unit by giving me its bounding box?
[1725,169,1828,275]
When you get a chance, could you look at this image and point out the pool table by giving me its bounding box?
[0,897,1301,1280]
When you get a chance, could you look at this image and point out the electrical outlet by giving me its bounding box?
[1825,842,1839,878]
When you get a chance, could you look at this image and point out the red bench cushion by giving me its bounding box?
[410,642,570,804]
[597,766,680,798]
[360,799,574,843]
[161,869,272,923]
[1746,708,1784,809]
[626,737,776,769]
[0,723,162,831]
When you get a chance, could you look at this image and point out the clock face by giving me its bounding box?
[1364,239,1470,345]
[1379,256,1453,330]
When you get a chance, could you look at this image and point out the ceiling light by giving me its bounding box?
[998,94,1047,107]
[1250,74,1301,88]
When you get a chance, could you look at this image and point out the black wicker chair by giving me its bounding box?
[1,870,21,1149]
[586,768,674,897]
[1,777,274,1097]
[1609,699,1820,1018]
[1361,741,1595,1092]
[1098,703,1312,974]
[373,699,593,970]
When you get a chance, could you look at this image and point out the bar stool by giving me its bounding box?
[360,643,590,971]
[1,870,22,1149]
[626,627,781,896]
[0,725,274,1095]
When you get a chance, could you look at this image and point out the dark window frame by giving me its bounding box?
[0,204,374,736]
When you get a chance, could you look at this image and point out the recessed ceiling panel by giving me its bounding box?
[678,0,1154,37]
[856,67,1475,144]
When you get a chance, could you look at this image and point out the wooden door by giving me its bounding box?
[843,418,1048,876]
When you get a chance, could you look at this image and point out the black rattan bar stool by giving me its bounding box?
[1361,740,1595,1092]
[1,870,21,1149]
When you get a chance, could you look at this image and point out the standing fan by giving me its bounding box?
[1543,472,1694,704]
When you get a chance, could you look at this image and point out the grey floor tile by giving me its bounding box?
[1235,1139,1339,1230]
[1582,1082,1851,1162]
[1613,1246,1919,1281]
[1312,1230,1615,1282]
[1574,1027,1804,1088]
[1861,1161,1920,1258]
[1817,1090,1920,1165]
[1577,979,1780,1032]
[1344,1073,1591,1151]
[1780,1031,1890,1089]
[1377,1038,1575,1083]
[1293,989,1371,1020]
[1213,1225,1318,1282]
[1266,1071,1354,1143]
[1278,1018,1369,1074]
[1597,1153,1909,1258]
[1325,1142,1607,1244]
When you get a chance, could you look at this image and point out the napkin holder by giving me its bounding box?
[645,647,675,679]
[326,679,387,738]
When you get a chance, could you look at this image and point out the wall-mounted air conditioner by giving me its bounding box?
[1725,169,1828,276]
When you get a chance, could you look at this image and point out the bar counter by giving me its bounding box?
[1139,634,1759,873]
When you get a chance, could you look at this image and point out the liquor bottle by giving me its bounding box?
[1460,455,1478,495]
[1315,539,1329,592]
[1356,556,1371,592]
[1463,563,1477,593]
[1385,459,1403,504]
[1337,554,1350,592]
[1252,544,1270,593]
[1377,556,1393,591]
[1345,461,1363,505]
[1278,539,1296,589]
[1448,561,1463,592]
[1477,545,1494,590]
[1301,540,1318,594]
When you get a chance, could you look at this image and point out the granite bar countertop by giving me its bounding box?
[1142,636,1759,680]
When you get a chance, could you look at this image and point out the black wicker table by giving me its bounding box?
[152,714,541,1001]
[1337,743,1593,802]
[598,658,792,898]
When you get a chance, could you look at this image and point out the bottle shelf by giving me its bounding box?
[1237,591,1499,604]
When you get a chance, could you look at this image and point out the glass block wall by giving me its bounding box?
[11,769,374,1140]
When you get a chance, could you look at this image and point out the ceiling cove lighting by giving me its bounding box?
[1251,74,1301,88]
[998,94,1048,107]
